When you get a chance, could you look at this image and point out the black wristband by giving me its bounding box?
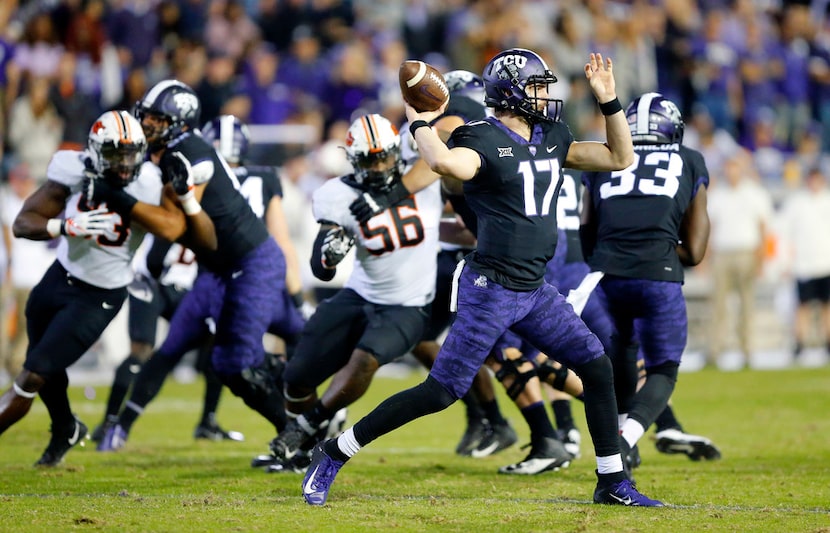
[409,120,431,137]
[107,189,138,216]
[598,97,623,116]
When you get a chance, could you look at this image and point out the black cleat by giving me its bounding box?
[35,416,89,467]
[470,420,518,458]
[194,422,245,442]
[455,417,489,456]
[498,437,573,475]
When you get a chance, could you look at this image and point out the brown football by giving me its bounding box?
[399,60,449,112]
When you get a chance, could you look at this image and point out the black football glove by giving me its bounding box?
[348,180,410,224]
[82,166,137,215]
[321,227,355,268]
[163,151,195,197]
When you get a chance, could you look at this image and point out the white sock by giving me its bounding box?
[618,413,628,430]
[596,454,624,474]
[621,418,646,448]
[336,427,361,458]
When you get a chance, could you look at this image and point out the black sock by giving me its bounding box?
[480,398,505,426]
[654,404,683,433]
[551,399,575,430]
[39,371,73,434]
[521,401,557,442]
[304,400,335,430]
[460,391,485,421]
[105,355,143,418]
[118,353,179,432]
[200,366,223,426]
[324,438,349,462]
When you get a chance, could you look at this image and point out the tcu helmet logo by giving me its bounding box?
[173,92,199,119]
[490,54,528,74]
[659,99,682,124]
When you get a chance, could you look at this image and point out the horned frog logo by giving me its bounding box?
[173,92,199,119]
[659,99,682,124]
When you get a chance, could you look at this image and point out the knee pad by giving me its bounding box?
[494,358,537,400]
[647,360,679,382]
[537,359,569,391]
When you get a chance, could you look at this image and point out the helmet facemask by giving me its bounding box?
[344,114,404,192]
[348,146,404,191]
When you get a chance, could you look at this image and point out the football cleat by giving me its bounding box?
[270,418,316,461]
[556,427,582,459]
[96,423,128,452]
[91,415,119,443]
[35,416,89,467]
[455,417,489,456]
[194,421,245,442]
[470,420,518,458]
[498,437,572,475]
[266,449,313,474]
[325,408,348,440]
[593,478,664,507]
[655,428,721,461]
[302,443,344,506]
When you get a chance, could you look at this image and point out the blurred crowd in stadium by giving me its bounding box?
[1,0,830,381]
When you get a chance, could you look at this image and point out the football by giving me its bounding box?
[399,60,449,112]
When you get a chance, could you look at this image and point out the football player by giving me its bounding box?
[0,109,214,466]
[261,113,443,472]
[580,92,711,473]
[93,81,304,453]
[302,49,663,507]
[403,70,518,458]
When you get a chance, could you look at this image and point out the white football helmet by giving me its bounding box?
[344,114,404,191]
[87,110,148,187]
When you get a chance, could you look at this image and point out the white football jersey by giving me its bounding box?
[132,233,198,290]
[312,178,443,306]
[48,152,163,289]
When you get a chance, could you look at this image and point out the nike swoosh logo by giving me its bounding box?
[102,302,115,309]
[470,441,498,458]
[232,270,244,279]
[303,465,320,495]
[610,493,634,505]
[67,422,80,445]
[546,145,557,153]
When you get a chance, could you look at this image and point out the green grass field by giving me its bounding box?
[1,366,828,532]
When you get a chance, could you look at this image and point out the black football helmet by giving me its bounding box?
[482,48,562,123]
[133,79,201,148]
[201,115,250,164]
[344,114,404,191]
[625,92,685,145]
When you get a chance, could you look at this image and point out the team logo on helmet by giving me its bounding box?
[174,92,199,120]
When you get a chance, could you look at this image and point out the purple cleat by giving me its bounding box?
[96,423,128,452]
[302,442,344,506]
[593,478,664,507]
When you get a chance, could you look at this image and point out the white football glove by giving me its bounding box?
[61,207,116,237]
[321,227,355,268]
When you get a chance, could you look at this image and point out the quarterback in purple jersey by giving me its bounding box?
[302,49,663,507]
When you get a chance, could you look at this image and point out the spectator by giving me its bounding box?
[779,167,830,358]
[204,0,260,62]
[7,76,64,182]
[706,152,774,368]
[0,162,56,385]
[319,39,380,128]
[50,52,102,150]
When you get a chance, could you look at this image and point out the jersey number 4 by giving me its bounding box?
[600,152,682,199]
